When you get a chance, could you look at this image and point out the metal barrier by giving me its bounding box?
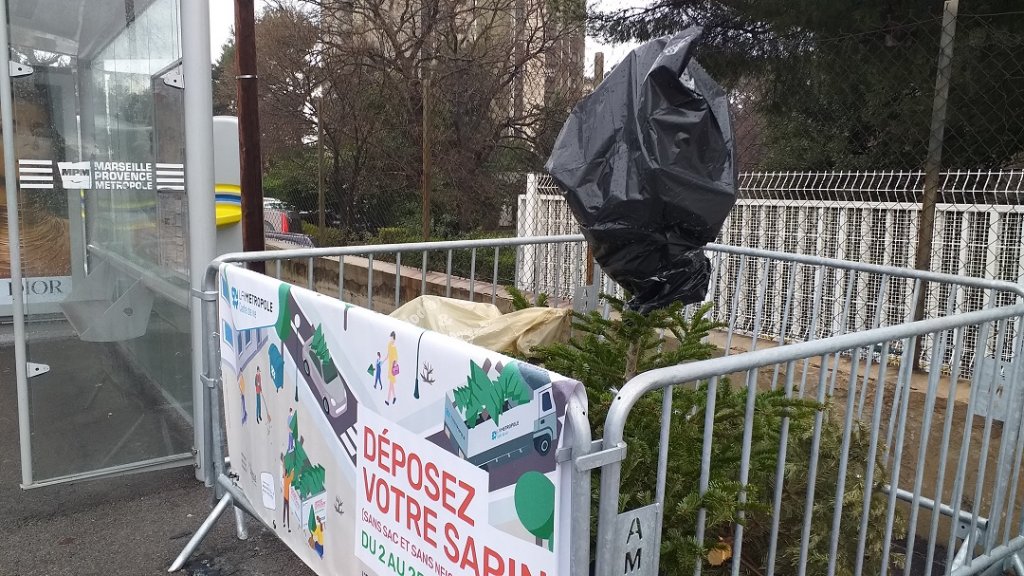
[176,234,596,574]
[178,234,1024,576]
[588,266,1024,576]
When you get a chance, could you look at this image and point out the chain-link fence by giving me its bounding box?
[246,4,1024,328]
[514,7,1024,359]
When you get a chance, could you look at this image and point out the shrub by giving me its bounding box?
[301,222,353,247]
[533,296,904,575]
[505,285,549,310]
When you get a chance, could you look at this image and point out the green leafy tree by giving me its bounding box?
[514,471,556,551]
[534,296,904,574]
[591,0,1024,170]
[285,413,327,499]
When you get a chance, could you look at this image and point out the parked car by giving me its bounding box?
[263,197,303,234]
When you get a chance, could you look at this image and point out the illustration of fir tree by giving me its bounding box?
[452,360,531,428]
[311,324,331,365]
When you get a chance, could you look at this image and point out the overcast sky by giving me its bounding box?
[208,0,644,75]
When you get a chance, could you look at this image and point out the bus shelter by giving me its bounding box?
[0,0,229,488]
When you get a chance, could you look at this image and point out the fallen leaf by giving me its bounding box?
[708,541,732,566]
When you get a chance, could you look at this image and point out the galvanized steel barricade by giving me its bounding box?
[587,253,1024,576]
[175,234,596,575]
[179,234,1024,576]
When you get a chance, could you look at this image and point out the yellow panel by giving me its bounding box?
[216,205,242,227]
[215,183,242,227]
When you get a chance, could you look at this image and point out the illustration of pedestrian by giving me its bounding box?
[287,408,295,452]
[385,331,399,405]
[311,516,325,558]
[282,456,293,532]
[374,352,383,390]
[255,367,267,423]
[239,373,248,425]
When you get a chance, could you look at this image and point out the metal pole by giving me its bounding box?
[235,0,266,273]
[0,0,33,487]
[420,3,432,241]
[182,0,219,483]
[911,0,959,336]
[317,94,325,236]
[234,506,249,540]
[566,390,593,576]
[584,52,602,287]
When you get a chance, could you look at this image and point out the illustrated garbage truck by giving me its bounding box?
[443,362,558,470]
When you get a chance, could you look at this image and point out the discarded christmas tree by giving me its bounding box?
[284,413,327,500]
[534,295,904,574]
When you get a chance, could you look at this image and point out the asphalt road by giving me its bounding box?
[0,336,315,576]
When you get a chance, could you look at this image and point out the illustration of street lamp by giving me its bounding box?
[413,331,426,399]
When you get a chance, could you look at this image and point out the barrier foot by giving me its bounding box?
[168,492,234,572]
[234,505,249,540]
[952,537,972,572]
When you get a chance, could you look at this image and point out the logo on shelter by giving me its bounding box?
[56,160,155,190]
[57,161,92,189]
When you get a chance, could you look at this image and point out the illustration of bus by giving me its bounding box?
[301,335,348,418]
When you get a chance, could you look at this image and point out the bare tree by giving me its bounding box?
[311,0,585,232]
[212,0,584,237]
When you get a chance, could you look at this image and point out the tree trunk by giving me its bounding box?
[624,341,641,382]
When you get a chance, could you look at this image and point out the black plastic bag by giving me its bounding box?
[544,27,737,313]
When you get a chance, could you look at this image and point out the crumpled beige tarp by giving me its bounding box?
[390,295,570,356]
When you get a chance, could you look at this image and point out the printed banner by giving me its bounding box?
[218,265,581,576]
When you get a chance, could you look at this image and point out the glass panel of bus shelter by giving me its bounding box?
[3,0,194,485]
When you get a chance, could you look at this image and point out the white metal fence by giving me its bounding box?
[517,170,1024,356]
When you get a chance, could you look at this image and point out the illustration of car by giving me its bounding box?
[301,336,348,418]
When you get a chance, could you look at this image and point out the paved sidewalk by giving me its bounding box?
[0,345,315,576]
